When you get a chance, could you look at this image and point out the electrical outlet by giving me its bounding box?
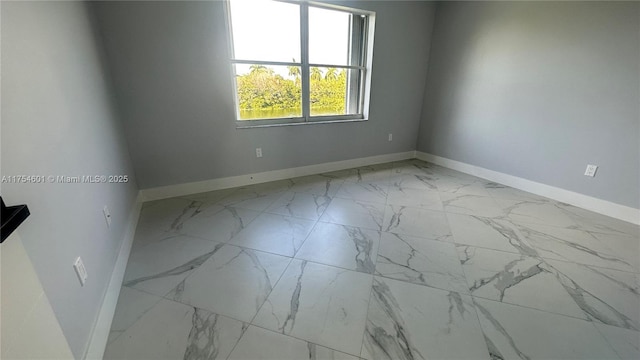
[256,148,263,158]
[73,257,88,286]
[584,164,598,177]
[103,205,112,227]
[388,133,393,142]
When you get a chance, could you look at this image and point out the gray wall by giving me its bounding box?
[1,1,138,357]
[92,0,436,189]
[418,1,640,209]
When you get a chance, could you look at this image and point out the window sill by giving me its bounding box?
[236,118,369,129]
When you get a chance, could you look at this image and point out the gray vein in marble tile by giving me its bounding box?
[170,200,201,232]
[367,183,389,199]
[384,207,404,232]
[442,194,482,208]
[223,248,276,311]
[344,226,375,273]
[124,243,225,288]
[587,267,639,296]
[558,205,638,237]
[475,301,531,360]
[282,196,297,216]
[359,202,384,229]
[483,335,505,360]
[280,260,307,334]
[307,342,316,360]
[414,175,437,189]
[500,200,541,214]
[313,194,331,217]
[377,253,426,285]
[323,180,332,196]
[183,308,221,360]
[376,234,461,287]
[224,207,249,238]
[446,291,470,331]
[458,245,473,265]
[172,279,186,299]
[549,265,638,330]
[469,257,545,302]
[366,279,425,360]
[521,226,633,269]
[473,216,537,256]
[445,183,477,194]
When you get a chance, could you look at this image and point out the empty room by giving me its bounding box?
[1,0,639,359]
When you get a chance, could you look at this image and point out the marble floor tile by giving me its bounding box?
[229,213,315,257]
[474,298,620,360]
[168,244,291,323]
[435,168,480,182]
[375,232,468,293]
[179,188,235,204]
[588,232,640,272]
[123,236,225,297]
[253,260,372,356]
[216,185,285,211]
[595,323,640,360]
[546,259,640,331]
[131,196,259,245]
[319,168,358,180]
[340,164,393,184]
[457,246,587,319]
[104,299,246,360]
[498,199,580,228]
[228,326,359,360]
[390,162,443,180]
[447,213,537,256]
[382,205,452,242]
[335,182,389,204]
[385,187,443,211]
[362,277,489,360]
[435,173,483,191]
[289,175,344,197]
[556,203,640,238]
[295,222,380,274]
[387,173,438,191]
[177,205,261,243]
[515,221,636,272]
[266,191,331,220]
[320,197,385,231]
[107,287,163,344]
[440,193,505,218]
[437,179,492,197]
[132,197,202,250]
[483,182,549,202]
[110,160,640,360]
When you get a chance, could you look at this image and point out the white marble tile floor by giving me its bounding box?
[105,160,639,359]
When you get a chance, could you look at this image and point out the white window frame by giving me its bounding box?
[225,0,376,128]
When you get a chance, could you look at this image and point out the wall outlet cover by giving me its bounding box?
[73,257,88,286]
[584,164,598,177]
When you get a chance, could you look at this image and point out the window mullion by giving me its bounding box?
[300,3,310,121]
[348,14,364,114]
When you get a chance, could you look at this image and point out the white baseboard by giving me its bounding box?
[416,152,640,225]
[141,151,416,201]
[84,192,144,360]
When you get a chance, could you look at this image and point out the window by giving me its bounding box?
[226,0,375,126]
